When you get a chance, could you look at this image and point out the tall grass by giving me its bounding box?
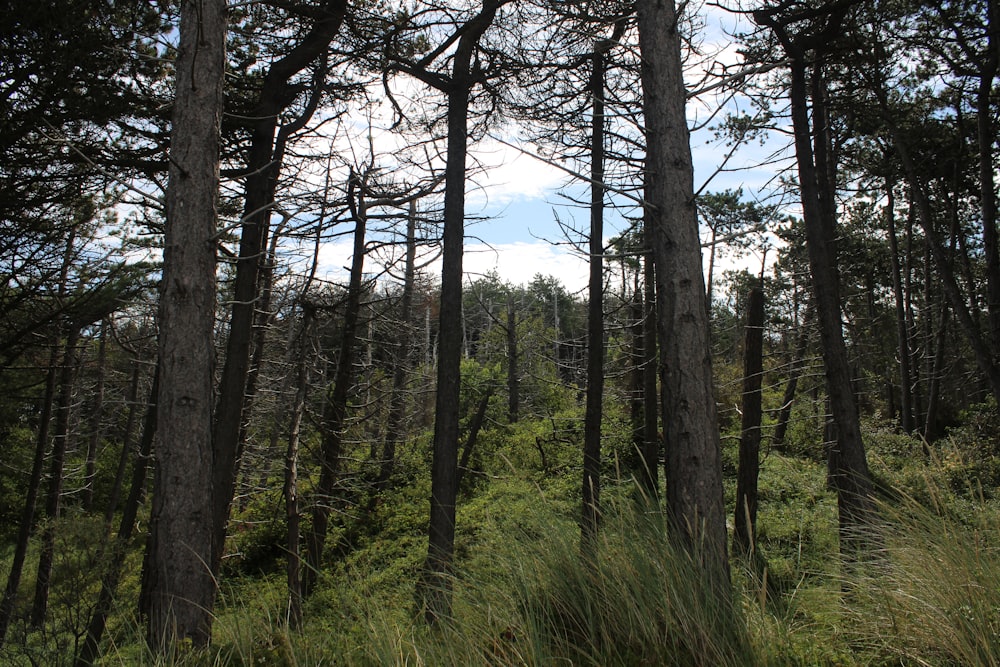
[845,482,1000,667]
[353,499,757,666]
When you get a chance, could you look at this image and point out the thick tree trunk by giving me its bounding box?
[734,285,765,556]
[146,0,226,649]
[636,0,730,589]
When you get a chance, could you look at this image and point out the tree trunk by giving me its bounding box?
[0,342,60,648]
[376,201,418,491]
[885,180,914,433]
[772,306,811,451]
[734,285,765,556]
[146,0,226,649]
[637,0,730,589]
[581,36,608,553]
[211,0,348,579]
[82,320,108,511]
[77,368,159,667]
[284,306,313,630]
[31,325,82,628]
[421,1,504,624]
[642,248,660,500]
[457,387,494,489]
[103,361,142,528]
[977,0,1000,350]
[303,176,367,597]
[784,44,876,551]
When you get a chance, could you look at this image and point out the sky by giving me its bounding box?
[311,3,791,295]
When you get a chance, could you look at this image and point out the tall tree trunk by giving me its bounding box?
[77,369,159,667]
[284,306,314,630]
[0,342,60,647]
[637,0,730,589]
[82,320,108,511]
[978,0,1000,349]
[734,285,765,556]
[31,325,82,627]
[581,36,608,553]
[211,0,348,579]
[773,32,876,550]
[303,176,367,597]
[376,201,418,491]
[885,180,914,433]
[146,0,226,649]
[421,0,504,624]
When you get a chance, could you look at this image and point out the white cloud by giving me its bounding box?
[313,235,588,293]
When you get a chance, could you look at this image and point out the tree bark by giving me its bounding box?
[31,325,82,628]
[581,36,608,554]
[146,0,226,649]
[734,285,765,556]
[303,175,368,597]
[420,0,505,624]
[637,0,730,589]
[77,368,159,667]
[211,0,348,578]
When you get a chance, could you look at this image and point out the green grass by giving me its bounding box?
[6,422,1000,665]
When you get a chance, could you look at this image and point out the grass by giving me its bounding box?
[6,435,1000,665]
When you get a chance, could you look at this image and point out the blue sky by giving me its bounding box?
[313,4,791,294]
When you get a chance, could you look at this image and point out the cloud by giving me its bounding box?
[313,235,589,293]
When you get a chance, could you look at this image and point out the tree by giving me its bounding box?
[636,0,730,589]
[387,0,513,622]
[145,0,226,650]
[211,0,349,579]
[752,1,877,555]
[734,283,765,557]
